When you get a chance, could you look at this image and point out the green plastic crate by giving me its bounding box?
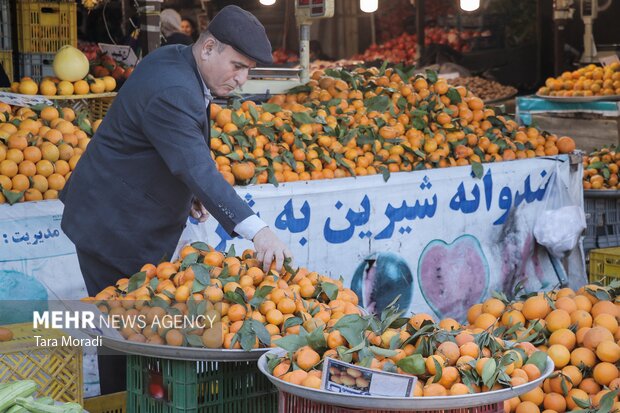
[589,247,620,286]
[126,355,277,413]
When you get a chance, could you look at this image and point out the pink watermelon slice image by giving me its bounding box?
[417,235,489,321]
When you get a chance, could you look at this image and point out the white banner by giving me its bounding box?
[0,156,585,322]
[180,155,586,321]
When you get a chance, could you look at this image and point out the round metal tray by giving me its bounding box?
[535,93,620,103]
[258,349,554,411]
[99,335,269,362]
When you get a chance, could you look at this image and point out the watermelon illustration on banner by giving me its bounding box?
[418,235,489,321]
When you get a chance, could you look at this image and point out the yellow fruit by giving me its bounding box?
[102,76,116,92]
[18,80,38,95]
[547,344,570,368]
[39,80,57,96]
[90,78,106,94]
[53,45,90,81]
[57,80,74,95]
[74,80,89,95]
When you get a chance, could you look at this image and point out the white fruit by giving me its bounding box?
[53,45,89,82]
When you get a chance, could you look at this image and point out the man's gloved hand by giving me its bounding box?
[253,227,293,273]
[189,198,209,222]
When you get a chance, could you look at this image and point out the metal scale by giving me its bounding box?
[235,0,335,96]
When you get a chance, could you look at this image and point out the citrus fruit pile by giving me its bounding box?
[537,63,620,98]
[10,75,117,96]
[266,298,549,395]
[0,103,99,204]
[582,146,620,190]
[210,67,576,186]
[87,243,361,350]
[266,280,620,410]
[468,283,620,413]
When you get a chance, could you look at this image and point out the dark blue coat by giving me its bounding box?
[60,45,253,270]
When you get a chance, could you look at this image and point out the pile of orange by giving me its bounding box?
[466,285,620,413]
[269,281,620,407]
[537,63,620,98]
[268,298,549,394]
[210,67,577,186]
[582,146,620,189]
[87,243,361,350]
[10,75,116,96]
[0,103,99,204]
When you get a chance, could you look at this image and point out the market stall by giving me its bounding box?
[1,0,620,412]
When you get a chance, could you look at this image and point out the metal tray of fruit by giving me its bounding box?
[257,349,554,411]
[97,335,270,362]
[535,92,620,103]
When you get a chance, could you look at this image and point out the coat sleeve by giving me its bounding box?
[141,86,254,236]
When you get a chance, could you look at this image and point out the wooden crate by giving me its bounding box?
[0,323,83,404]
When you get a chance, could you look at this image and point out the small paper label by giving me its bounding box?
[321,357,417,397]
[0,92,53,108]
[98,43,138,66]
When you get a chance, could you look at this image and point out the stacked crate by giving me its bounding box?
[0,0,13,82]
[16,0,77,82]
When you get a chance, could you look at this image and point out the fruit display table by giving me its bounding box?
[516,96,620,153]
[0,155,584,322]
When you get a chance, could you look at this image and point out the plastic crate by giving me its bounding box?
[589,247,620,285]
[17,0,77,53]
[17,52,54,81]
[0,0,10,50]
[278,392,505,413]
[0,323,83,403]
[84,391,127,413]
[0,50,13,83]
[126,355,277,413]
[584,191,620,254]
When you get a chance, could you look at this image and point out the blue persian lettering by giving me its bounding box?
[275,199,311,233]
[2,229,60,246]
[483,169,493,211]
[449,183,480,214]
[493,170,551,225]
[374,195,437,240]
[214,223,234,252]
[324,196,371,244]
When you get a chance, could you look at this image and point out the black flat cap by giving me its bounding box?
[208,5,273,65]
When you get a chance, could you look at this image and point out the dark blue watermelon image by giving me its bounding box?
[351,252,413,315]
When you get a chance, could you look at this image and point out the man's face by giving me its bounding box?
[180,20,192,36]
[197,38,256,96]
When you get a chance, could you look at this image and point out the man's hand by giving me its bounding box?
[189,198,209,222]
[253,227,293,273]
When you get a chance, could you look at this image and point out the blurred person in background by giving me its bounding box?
[161,9,193,45]
[181,17,199,42]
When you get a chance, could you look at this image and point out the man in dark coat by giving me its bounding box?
[60,5,289,393]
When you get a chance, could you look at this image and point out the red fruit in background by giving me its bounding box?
[111,65,125,80]
[123,67,134,79]
[149,383,164,399]
[92,65,110,77]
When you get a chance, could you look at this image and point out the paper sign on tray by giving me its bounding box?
[321,357,418,397]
